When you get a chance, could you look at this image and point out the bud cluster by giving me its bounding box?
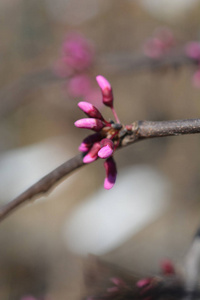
[74,75,123,190]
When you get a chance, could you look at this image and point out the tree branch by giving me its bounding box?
[0,53,197,118]
[0,118,200,223]
[0,153,84,222]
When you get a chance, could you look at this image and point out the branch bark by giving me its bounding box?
[0,118,200,222]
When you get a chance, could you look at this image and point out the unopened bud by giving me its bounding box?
[96,75,113,108]
[74,118,104,132]
[104,157,117,190]
[78,101,104,120]
[83,142,101,163]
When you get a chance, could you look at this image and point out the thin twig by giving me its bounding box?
[0,118,200,222]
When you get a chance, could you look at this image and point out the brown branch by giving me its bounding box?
[0,153,84,222]
[121,118,200,146]
[0,118,200,222]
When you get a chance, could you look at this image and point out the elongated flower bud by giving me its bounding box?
[79,133,102,152]
[104,157,117,190]
[74,118,104,132]
[98,138,114,159]
[78,101,104,120]
[96,75,113,108]
[83,142,101,163]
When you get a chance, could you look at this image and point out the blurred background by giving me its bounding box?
[1,0,200,299]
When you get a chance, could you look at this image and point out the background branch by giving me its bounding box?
[0,118,200,222]
[0,52,197,119]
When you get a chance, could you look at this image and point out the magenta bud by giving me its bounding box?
[83,142,101,163]
[98,145,113,159]
[96,75,113,108]
[136,278,151,288]
[79,133,102,152]
[104,157,117,190]
[78,101,104,120]
[98,138,114,159]
[74,118,104,132]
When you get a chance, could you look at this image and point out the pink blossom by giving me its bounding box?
[96,75,113,108]
[67,75,92,98]
[83,142,101,163]
[104,157,117,190]
[136,278,152,288]
[185,42,200,60]
[144,27,175,58]
[160,259,175,275]
[78,101,104,120]
[75,76,122,189]
[79,133,102,152]
[74,118,104,131]
[62,33,94,71]
[98,138,114,159]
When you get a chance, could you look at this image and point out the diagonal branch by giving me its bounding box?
[0,118,200,223]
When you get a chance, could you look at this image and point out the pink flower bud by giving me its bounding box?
[98,139,114,159]
[160,259,175,275]
[79,133,102,152]
[185,42,200,60]
[74,118,104,132]
[104,157,117,190]
[143,38,165,58]
[136,278,152,288]
[78,101,104,120]
[83,142,101,163]
[96,75,113,108]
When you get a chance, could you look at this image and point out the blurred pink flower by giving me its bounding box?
[144,27,175,58]
[67,75,92,98]
[62,33,94,71]
[160,259,175,275]
[185,42,200,60]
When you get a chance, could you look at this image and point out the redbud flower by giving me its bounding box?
[75,75,126,189]
[83,142,101,163]
[62,33,94,71]
[98,138,114,159]
[185,42,200,60]
[143,27,175,58]
[79,133,102,152]
[78,101,104,120]
[160,259,175,275]
[74,118,104,132]
[96,75,113,108]
[104,157,117,190]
